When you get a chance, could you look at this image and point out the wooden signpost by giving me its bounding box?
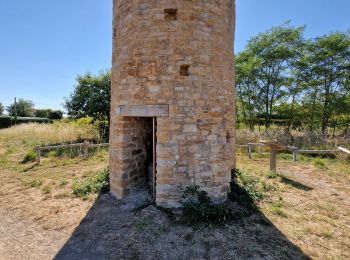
[259,140,285,172]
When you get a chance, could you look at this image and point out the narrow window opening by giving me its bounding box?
[180,65,190,76]
[164,9,177,21]
[113,28,116,38]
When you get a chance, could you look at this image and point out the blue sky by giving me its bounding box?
[0,0,349,112]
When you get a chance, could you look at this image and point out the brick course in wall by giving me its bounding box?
[110,0,236,207]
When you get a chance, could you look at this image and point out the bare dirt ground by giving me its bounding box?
[0,142,349,259]
[0,209,67,260]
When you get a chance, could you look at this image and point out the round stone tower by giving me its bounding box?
[110,0,236,207]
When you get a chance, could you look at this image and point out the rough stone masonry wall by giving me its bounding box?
[110,0,236,207]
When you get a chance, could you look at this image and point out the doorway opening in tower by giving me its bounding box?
[129,117,157,201]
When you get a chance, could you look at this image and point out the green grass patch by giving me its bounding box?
[313,158,326,168]
[278,153,291,160]
[41,185,52,194]
[29,179,43,188]
[270,198,287,217]
[72,168,109,198]
[266,171,279,179]
[59,179,69,186]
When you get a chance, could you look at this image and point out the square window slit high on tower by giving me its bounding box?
[180,64,190,76]
[164,9,177,20]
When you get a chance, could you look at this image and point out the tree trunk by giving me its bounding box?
[321,76,330,136]
[265,84,270,129]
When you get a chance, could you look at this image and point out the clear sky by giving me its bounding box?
[0,0,349,112]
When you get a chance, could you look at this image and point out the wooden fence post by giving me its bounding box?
[291,147,298,162]
[248,145,252,159]
[260,140,282,173]
[292,150,297,162]
[83,141,90,159]
[36,146,41,164]
[269,145,277,172]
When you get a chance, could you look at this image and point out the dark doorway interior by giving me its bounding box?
[130,117,156,201]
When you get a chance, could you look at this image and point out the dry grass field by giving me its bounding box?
[236,150,350,259]
[0,123,106,259]
[0,123,349,259]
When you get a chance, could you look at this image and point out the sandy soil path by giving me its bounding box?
[0,209,68,260]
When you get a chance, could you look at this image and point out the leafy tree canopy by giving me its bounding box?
[35,109,63,119]
[236,22,305,128]
[236,22,350,135]
[0,102,3,115]
[6,99,35,117]
[64,71,111,120]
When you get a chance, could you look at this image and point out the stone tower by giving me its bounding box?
[109,0,236,207]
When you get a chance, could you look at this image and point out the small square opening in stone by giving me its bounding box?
[164,9,177,21]
[180,65,190,76]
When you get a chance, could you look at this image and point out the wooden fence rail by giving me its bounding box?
[35,142,109,164]
[35,141,349,173]
[237,142,350,172]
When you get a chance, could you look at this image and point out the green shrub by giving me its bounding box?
[48,150,58,158]
[236,170,265,201]
[229,169,265,216]
[72,168,109,197]
[72,182,91,198]
[180,185,235,226]
[278,153,291,160]
[22,151,36,163]
[267,171,278,179]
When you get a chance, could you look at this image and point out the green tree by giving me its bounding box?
[48,110,63,120]
[235,51,262,129]
[35,109,63,119]
[283,45,311,131]
[304,32,350,135]
[64,71,111,120]
[35,109,52,118]
[0,102,4,115]
[237,22,305,128]
[6,99,35,117]
[328,95,350,137]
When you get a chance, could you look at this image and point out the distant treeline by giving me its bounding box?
[236,22,350,136]
[0,98,63,129]
[0,116,52,129]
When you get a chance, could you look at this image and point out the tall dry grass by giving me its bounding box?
[0,122,99,145]
[236,127,349,149]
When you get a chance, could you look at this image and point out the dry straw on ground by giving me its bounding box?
[0,122,99,145]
